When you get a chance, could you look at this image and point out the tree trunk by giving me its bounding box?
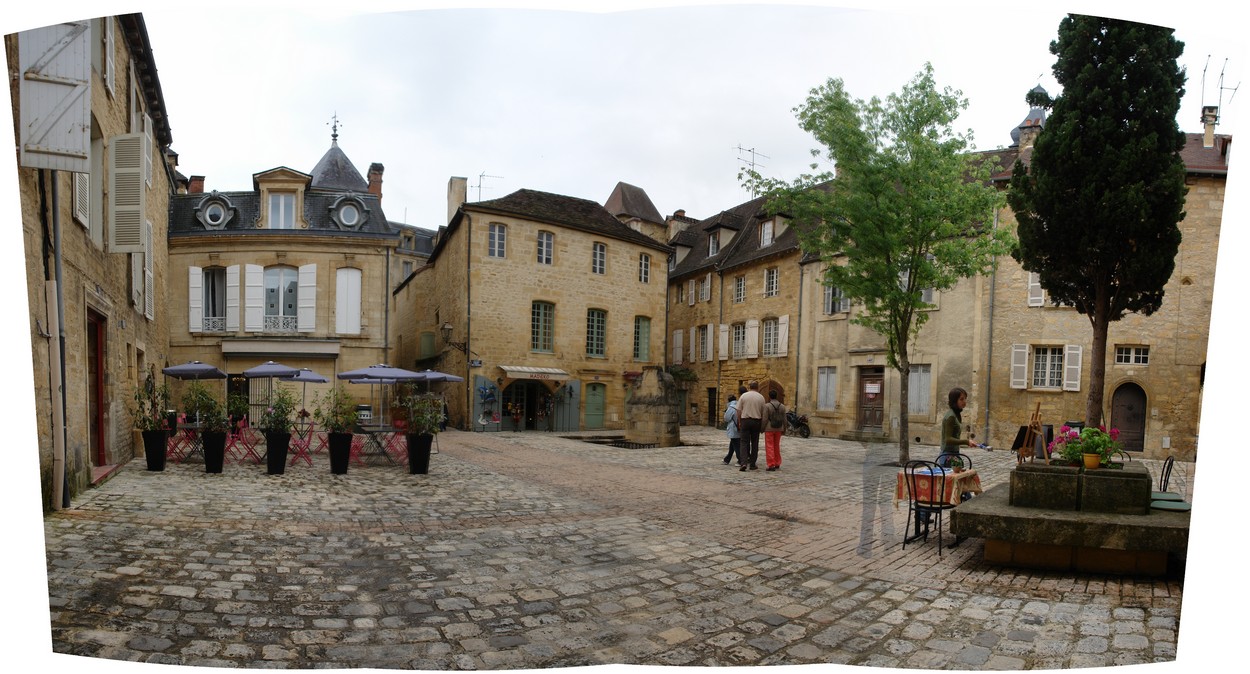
[1086,302,1110,428]
[896,353,910,466]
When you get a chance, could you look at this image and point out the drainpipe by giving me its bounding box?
[794,262,804,411]
[716,269,724,407]
[47,171,69,510]
[463,212,472,429]
[983,208,999,442]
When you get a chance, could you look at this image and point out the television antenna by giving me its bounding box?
[1200,56,1239,126]
[475,171,503,201]
[736,144,769,197]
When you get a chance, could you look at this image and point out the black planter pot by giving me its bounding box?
[265,431,290,475]
[142,429,168,471]
[327,431,353,475]
[406,433,434,474]
[202,431,227,473]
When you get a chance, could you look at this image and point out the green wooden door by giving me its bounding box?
[584,383,606,430]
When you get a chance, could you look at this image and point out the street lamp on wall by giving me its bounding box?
[441,322,468,353]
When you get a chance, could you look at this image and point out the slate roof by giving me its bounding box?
[466,189,671,252]
[668,194,803,280]
[168,188,396,237]
[309,141,369,191]
[991,132,1229,180]
[604,182,664,224]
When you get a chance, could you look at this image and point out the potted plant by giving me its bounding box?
[184,382,230,473]
[258,386,298,475]
[227,391,250,431]
[948,456,965,473]
[132,375,172,471]
[1049,425,1122,469]
[312,385,358,475]
[402,393,442,474]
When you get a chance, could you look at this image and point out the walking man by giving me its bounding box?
[736,381,767,471]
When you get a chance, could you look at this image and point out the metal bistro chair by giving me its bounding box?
[902,460,960,556]
[1150,456,1191,512]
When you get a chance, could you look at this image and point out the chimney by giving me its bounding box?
[1018,118,1042,150]
[447,176,468,225]
[1202,105,1219,149]
[368,162,384,200]
[189,175,205,194]
[674,209,686,218]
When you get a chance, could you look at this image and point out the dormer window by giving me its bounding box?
[329,195,369,230]
[194,193,235,230]
[269,193,296,229]
[760,219,775,246]
[709,231,720,256]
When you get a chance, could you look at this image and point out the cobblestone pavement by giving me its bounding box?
[43,428,1190,669]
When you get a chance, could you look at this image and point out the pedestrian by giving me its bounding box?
[723,395,740,465]
[763,390,788,471]
[736,381,767,471]
[938,386,977,466]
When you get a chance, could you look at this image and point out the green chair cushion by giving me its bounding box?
[1150,499,1191,512]
[1151,491,1183,501]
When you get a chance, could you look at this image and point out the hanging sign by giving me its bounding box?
[865,382,881,394]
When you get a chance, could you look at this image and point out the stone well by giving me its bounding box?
[624,367,681,448]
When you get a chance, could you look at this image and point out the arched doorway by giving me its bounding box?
[1111,382,1147,452]
[760,379,786,403]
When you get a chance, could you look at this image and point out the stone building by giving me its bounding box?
[397,178,671,431]
[665,197,804,426]
[10,15,175,509]
[166,129,403,418]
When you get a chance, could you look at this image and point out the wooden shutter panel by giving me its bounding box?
[73,173,90,225]
[704,323,714,362]
[130,251,142,307]
[777,315,789,356]
[704,273,712,302]
[104,18,115,97]
[1027,272,1044,307]
[687,279,695,306]
[244,264,263,332]
[226,265,240,332]
[1063,344,1083,392]
[144,114,154,187]
[718,324,729,361]
[144,221,154,320]
[107,132,146,253]
[688,328,696,364]
[746,319,760,358]
[298,264,317,332]
[1010,344,1028,389]
[188,266,203,333]
[672,329,683,365]
[17,21,90,172]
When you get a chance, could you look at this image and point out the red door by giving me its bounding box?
[87,310,107,466]
[858,368,884,430]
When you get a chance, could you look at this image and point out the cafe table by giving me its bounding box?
[894,466,983,509]
[356,425,399,465]
[172,423,204,464]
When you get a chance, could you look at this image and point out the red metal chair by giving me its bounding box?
[289,421,315,467]
[227,415,264,465]
[166,413,189,462]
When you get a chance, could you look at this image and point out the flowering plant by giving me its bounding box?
[1048,425,1122,467]
[258,386,298,434]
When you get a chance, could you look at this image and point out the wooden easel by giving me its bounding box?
[1018,402,1045,464]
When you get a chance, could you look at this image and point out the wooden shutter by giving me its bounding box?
[687,279,695,306]
[104,17,115,97]
[704,323,714,362]
[143,114,154,187]
[188,266,203,333]
[244,264,263,332]
[1027,272,1044,307]
[108,132,146,253]
[688,328,696,364]
[298,264,317,332]
[718,324,729,361]
[226,265,240,332]
[745,319,760,358]
[144,221,154,320]
[17,21,90,172]
[1010,344,1028,389]
[336,267,361,335]
[704,273,712,302]
[1063,344,1083,391]
[73,172,90,225]
[777,315,789,356]
[130,250,142,307]
[672,329,683,365]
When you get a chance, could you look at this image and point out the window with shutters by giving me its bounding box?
[764,268,779,297]
[1027,271,1045,307]
[586,309,607,357]
[907,364,932,416]
[592,242,607,274]
[335,267,362,335]
[489,223,507,258]
[817,366,837,410]
[203,267,226,332]
[73,172,90,227]
[734,276,745,303]
[823,285,850,314]
[697,325,709,362]
[762,318,779,356]
[537,230,553,265]
[676,283,685,304]
[699,275,711,302]
[1032,346,1065,388]
[639,253,650,283]
[143,220,154,320]
[732,323,746,358]
[264,266,299,332]
[532,301,554,352]
[633,316,651,361]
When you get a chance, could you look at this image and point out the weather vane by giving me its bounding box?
[328,112,343,142]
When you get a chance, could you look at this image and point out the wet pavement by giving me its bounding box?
[42,427,1189,669]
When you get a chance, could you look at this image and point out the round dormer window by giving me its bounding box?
[205,202,226,226]
[195,193,234,230]
[329,196,369,230]
[339,203,360,227]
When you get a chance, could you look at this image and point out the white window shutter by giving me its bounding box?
[144,114,154,187]
[673,329,683,365]
[130,252,142,307]
[1010,344,1028,389]
[688,328,696,364]
[107,132,146,253]
[1027,272,1044,307]
[704,323,714,362]
[704,272,712,302]
[144,221,154,320]
[73,173,90,225]
[777,315,789,356]
[746,319,760,358]
[298,264,317,332]
[1063,344,1083,391]
[718,324,729,361]
[687,279,695,306]
[17,21,90,172]
[226,265,240,332]
[335,267,362,335]
[188,266,203,333]
[104,18,115,97]
[244,264,263,332]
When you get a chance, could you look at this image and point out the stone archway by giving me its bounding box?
[759,378,786,404]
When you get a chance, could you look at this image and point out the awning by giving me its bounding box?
[499,365,570,382]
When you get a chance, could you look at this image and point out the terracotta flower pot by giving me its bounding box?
[1083,453,1101,470]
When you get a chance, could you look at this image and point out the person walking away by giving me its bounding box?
[723,395,741,465]
[763,390,788,471]
[736,382,767,471]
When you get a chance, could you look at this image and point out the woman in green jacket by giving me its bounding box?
[939,387,978,464]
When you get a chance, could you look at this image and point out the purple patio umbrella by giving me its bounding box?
[162,361,227,421]
[337,364,428,382]
[243,360,300,405]
[280,368,329,411]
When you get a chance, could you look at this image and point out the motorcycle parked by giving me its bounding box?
[785,410,811,438]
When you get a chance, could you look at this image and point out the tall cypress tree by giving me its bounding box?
[1007,15,1187,427]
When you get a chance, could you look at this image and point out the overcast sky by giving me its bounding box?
[4,2,1248,671]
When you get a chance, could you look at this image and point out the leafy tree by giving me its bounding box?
[745,63,1013,464]
[1007,15,1186,427]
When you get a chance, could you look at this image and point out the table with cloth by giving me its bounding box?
[896,466,984,545]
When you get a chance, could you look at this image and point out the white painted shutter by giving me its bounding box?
[687,279,695,306]
[298,264,317,332]
[673,329,683,365]
[704,273,712,302]
[107,132,146,253]
[704,323,714,362]
[746,319,760,358]
[17,21,91,172]
[840,294,851,314]
[335,267,362,335]
[718,324,729,361]
[244,264,263,331]
[143,114,154,187]
[144,221,154,320]
[688,328,696,364]
[130,251,142,307]
[1063,344,1083,392]
[73,173,90,225]
[1010,344,1028,389]
[1027,272,1044,307]
[104,18,115,97]
[226,265,240,332]
[777,315,789,356]
[188,266,203,333]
